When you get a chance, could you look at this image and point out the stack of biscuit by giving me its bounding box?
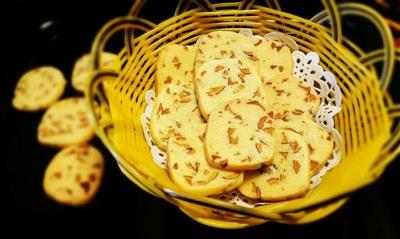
[150,31,334,201]
[12,52,118,205]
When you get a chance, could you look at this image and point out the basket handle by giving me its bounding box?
[312,1,400,181]
[311,2,396,91]
[370,105,400,176]
[358,49,400,162]
[86,17,158,197]
[174,0,280,15]
[174,0,215,16]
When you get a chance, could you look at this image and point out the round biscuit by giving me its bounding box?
[38,97,95,147]
[12,66,66,111]
[72,52,118,92]
[43,144,104,206]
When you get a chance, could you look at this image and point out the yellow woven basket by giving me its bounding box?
[86,0,400,228]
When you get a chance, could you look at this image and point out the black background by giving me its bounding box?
[2,0,400,238]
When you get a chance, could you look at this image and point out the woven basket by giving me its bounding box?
[86,0,400,228]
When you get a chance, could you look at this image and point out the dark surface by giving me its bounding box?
[2,0,400,238]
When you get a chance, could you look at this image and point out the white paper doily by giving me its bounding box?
[140,31,343,208]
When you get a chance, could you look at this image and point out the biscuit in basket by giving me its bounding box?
[194,58,266,119]
[38,97,95,147]
[238,129,310,201]
[274,115,334,174]
[195,31,258,73]
[150,82,204,150]
[156,44,197,94]
[12,66,66,112]
[167,124,243,196]
[205,99,275,171]
[43,144,104,206]
[253,36,293,83]
[72,52,118,92]
[264,76,320,118]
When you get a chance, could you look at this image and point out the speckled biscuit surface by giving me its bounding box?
[156,44,197,94]
[167,124,243,196]
[273,115,334,174]
[238,129,310,201]
[72,52,118,92]
[150,82,204,150]
[38,97,95,147]
[194,58,266,119]
[205,99,275,171]
[12,66,66,111]
[254,36,293,84]
[43,144,104,206]
[195,31,258,73]
[264,76,320,118]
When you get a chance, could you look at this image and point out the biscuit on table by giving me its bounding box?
[195,31,258,73]
[43,144,104,206]
[38,97,95,147]
[205,99,275,171]
[150,82,204,150]
[264,76,320,118]
[238,129,310,201]
[167,124,243,196]
[155,44,197,94]
[12,66,66,112]
[194,58,266,119]
[72,52,118,92]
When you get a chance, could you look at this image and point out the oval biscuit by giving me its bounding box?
[264,76,320,118]
[254,36,293,83]
[12,66,66,111]
[72,52,118,92]
[43,144,104,206]
[194,58,266,119]
[38,97,95,147]
[274,115,334,174]
[238,129,310,201]
[155,44,196,94]
[150,82,204,150]
[205,99,275,171]
[167,124,243,196]
[195,31,258,73]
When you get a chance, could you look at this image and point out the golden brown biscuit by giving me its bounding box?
[155,44,197,94]
[273,115,334,174]
[253,36,293,84]
[205,99,275,171]
[150,82,204,150]
[264,76,320,118]
[43,144,104,206]
[195,31,258,73]
[72,52,118,92]
[167,124,243,196]
[38,97,95,147]
[238,129,310,201]
[12,66,66,111]
[194,58,266,119]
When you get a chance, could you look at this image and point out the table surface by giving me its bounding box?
[2,0,400,238]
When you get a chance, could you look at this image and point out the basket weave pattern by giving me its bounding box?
[86,0,400,228]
